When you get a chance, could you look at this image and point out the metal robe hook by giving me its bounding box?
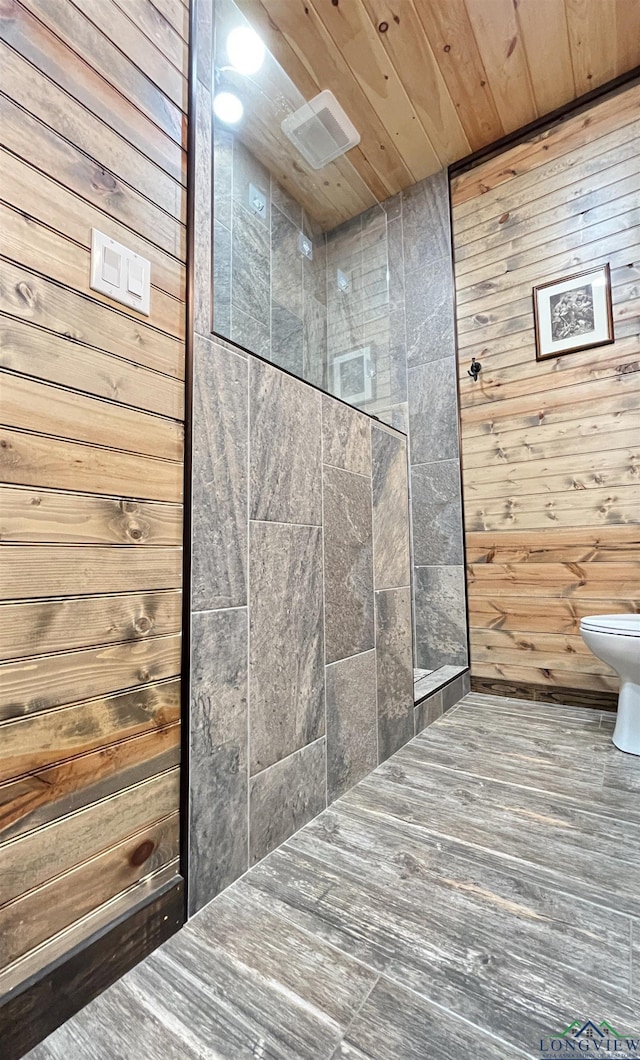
[468,356,482,381]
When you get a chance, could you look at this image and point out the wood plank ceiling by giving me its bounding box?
[234,0,640,228]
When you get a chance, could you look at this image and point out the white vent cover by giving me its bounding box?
[281,90,360,170]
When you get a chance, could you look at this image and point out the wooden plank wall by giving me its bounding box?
[0,0,188,994]
[451,82,640,704]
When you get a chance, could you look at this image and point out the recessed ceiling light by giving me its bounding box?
[213,90,244,125]
[227,25,265,76]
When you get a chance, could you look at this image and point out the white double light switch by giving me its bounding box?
[90,229,151,315]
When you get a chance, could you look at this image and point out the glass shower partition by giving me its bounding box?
[211,0,391,420]
[210,0,464,701]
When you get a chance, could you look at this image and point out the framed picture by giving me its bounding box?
[532,264,614,361]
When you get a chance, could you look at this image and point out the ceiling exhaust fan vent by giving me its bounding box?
[281,90,360,170]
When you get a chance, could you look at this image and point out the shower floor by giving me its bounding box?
[29,693,640,1059]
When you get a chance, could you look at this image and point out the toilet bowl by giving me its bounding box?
[580,615,640,755]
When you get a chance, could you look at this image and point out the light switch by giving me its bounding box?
[101,245,121,286]
[127,258,145,297]
[90,229,150,315]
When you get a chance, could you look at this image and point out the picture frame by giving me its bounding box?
[532,264,614,361]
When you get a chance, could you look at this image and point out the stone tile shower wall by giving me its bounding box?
[213,124,328,387]
[191,8,413,914]
[372,172,468,673]
[190,340,413,912]
[286,171,468,675]
[210,127,464,675]
[401,173,467,672]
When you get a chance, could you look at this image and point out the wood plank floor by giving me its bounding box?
[27,693,640,1059]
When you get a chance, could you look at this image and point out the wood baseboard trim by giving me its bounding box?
[470,676,618,712]
[0,876,184,1060]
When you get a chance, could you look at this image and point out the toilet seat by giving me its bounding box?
[580,614,640,637]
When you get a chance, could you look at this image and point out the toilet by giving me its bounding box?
[580,615,640,755]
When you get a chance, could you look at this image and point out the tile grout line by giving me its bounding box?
[370,420,380,767]
[249,517,323,529]
[410,453,463,469]
[250,734,327,781]
[395,745,631,821]
[630,918,635,998]
[246,353,251,871]
[322,459,371,481]
[326,645,376,669]
[242,847,536,1060]
[192,604,248,615]
[378,972,536,1060]
[379,715,640,827]
[444,693,605,715]
[243,844,534,1060]
[301,197,307,381]
[320,400,329,811]
[332,974,382,1053]
[240,869,383,979]
[441,712,604,732]
[268,169,273,361]
[399,188,422,675]
[229,133,234,340]
[375,583,412,594]
[300,195,305,381]
[462,695,606,720]
[346,795,637,922]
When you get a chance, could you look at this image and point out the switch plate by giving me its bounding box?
[90,229,150,315]
[298,232,313,260]
[248,183,267,219]
[337,268,350,292]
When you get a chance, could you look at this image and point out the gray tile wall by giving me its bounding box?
[376,173,468,673]
[324,172,468,674]
[190,342,413,912]
[323,464,374,665]
[213,127,328,387]
[210,7,467,677]
[191,13,415,913]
